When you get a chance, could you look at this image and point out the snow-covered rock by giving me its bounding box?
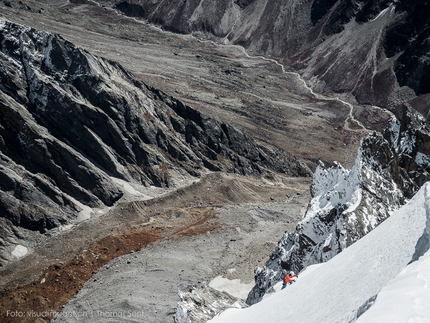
[246,107,430,305]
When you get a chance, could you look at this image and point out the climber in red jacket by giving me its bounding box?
[281,271,297,290]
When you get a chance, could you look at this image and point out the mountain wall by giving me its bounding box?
[0,19,297,266]
[111,0,430,113]
[246,106,430,304]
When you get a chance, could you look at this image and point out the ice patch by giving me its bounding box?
[11,245,28,259]
[209,276,254,300]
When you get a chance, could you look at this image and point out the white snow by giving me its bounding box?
[400,133,416,154]
[388,118,401,153]
[59,224,74,232]
[76,202,95,222]
[43,35,55,72]
[209,182,430,323]
[209,276,254,300]
[11,245,28,259]
[110,177,169,201]
[356,249,430,323]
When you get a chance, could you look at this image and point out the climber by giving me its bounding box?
[281,271,297,290]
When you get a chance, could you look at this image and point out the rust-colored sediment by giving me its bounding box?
[0,207,216,323]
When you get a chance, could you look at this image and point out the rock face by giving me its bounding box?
[112,0,430,111]
[0,19,294,265]
[175,286,247,323]
[246,106,430,305]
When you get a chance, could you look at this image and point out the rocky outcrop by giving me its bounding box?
[175,286,247,323]
[112,0,430,112]
[0,19,294,265]
[246,106,430,305]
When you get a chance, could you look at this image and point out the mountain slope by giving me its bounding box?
[208,181,430,323]
[356,250,430,322]
[109,0,430,112]
[0,19,295,266]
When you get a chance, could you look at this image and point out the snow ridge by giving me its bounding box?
[247,108,430,305]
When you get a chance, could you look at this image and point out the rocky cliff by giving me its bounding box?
[246,106,430,305]
[0,19,296,266]
[111,0,430,113]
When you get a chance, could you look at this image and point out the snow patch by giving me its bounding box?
[62,193,96,222]
[59,224,74,232]
[387,118,401,153]
[416,152,430,169]
[369,6,390,22]
[304,157,362,223]
[11,245,28,259]
[43,35,55,72]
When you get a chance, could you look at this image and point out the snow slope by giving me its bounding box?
[209,182,430,323]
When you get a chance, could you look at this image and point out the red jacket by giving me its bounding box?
[283,273,297,284]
